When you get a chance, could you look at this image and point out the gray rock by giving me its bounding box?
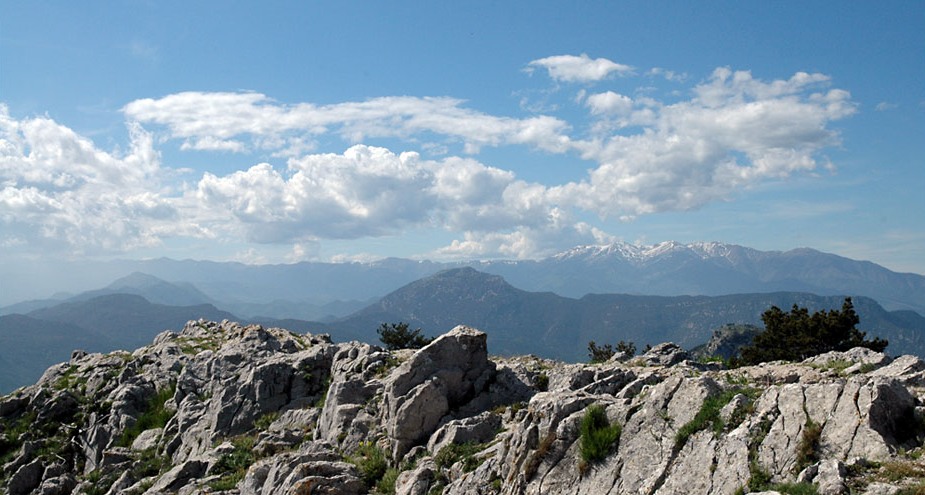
[5,319,923,495]
[131,428,163,451]
[145,459,207,493]
[37,474,77,495]
[428,411,502,454]
[383,325,496,458]
[798,459,847,495]
[395,458,436,495]
[640,342,689,366]
[8,458,43,495]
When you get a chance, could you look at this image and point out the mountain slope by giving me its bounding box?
[27,294,236,351]
[0,314,111,392]
[4,241,922,318]
[323,268,925,362]
[485,242,925,313]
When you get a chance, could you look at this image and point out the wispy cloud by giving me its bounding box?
[875,101,898,111]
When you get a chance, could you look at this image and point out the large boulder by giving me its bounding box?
[383,325,496,458]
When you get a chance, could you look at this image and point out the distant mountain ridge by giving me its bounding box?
[3,241,923,318]
[2,266,923,393]
[320,267,925,363]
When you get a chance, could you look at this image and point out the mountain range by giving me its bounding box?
[319,267,925,362]
[4,241,924,317]
[3,258,924,392]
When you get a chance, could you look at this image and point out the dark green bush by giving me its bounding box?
[740,298,887,365]
[579,404,621,465]
[351,442,389,488]
[435,441,486,472]
[377,322,433,351]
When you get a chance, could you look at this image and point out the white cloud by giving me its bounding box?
[875,101,898,111]
[1,60,857,261]
[123,92,573,156]
[647,67,687,82]
[586,91,634,115]
[555,68,856,219]
[0,105,184,255]
[526,54,633,83]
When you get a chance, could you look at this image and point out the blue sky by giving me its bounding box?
[1,1,923,277]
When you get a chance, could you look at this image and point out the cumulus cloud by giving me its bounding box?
[585,91,634,115]
[1,58,857,261]
[0,105,185,255]
[526,54,633,83]
[554,67,856,219]
[190,145,563,245]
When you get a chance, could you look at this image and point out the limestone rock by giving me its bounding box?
[3,318,924,495]
[383,325,496,458]
[640,342,689,366]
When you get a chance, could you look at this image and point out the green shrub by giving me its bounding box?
[535,372,549,391]
[351,442,389,488]
[377,467,400,494]
[587,341,614,363]
[579,404,621,466]
[117,382,176,447]
[377,322,432,350]
[435,441,486,472]
[740,298,887,365]
[209,435,257,490]
[254,411,280,431]
[794,419,822,473]
[673,389,741,452]
[131,446,172,479]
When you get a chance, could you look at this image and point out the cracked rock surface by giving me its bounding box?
[2,320,924,494]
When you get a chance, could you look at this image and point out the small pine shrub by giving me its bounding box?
[579,404,621,466]
[377,467,400,495]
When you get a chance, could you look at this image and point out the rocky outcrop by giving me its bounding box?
[2,320,924,495]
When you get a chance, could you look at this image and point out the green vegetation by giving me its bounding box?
[794,419,822,473]
[254,411,280,431]
[0,411,37,465]
[673,387,758,452]
[578,404,622,468]
[435,441,488,472]
[742,414,776,493]
[587,340,637,364]
[53,364,89,391]
[350,441,390,488]
[117,382,177,447]
[177,335,221,355]
[377,467,400,494]
[130,445,172,479]
[377,322,433,350]
[209,435,257,490]
[374,355,402,378]
[535,371,549,391]
[740,298,888,365]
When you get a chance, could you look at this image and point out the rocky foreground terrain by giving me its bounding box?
[2,320,925,495]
